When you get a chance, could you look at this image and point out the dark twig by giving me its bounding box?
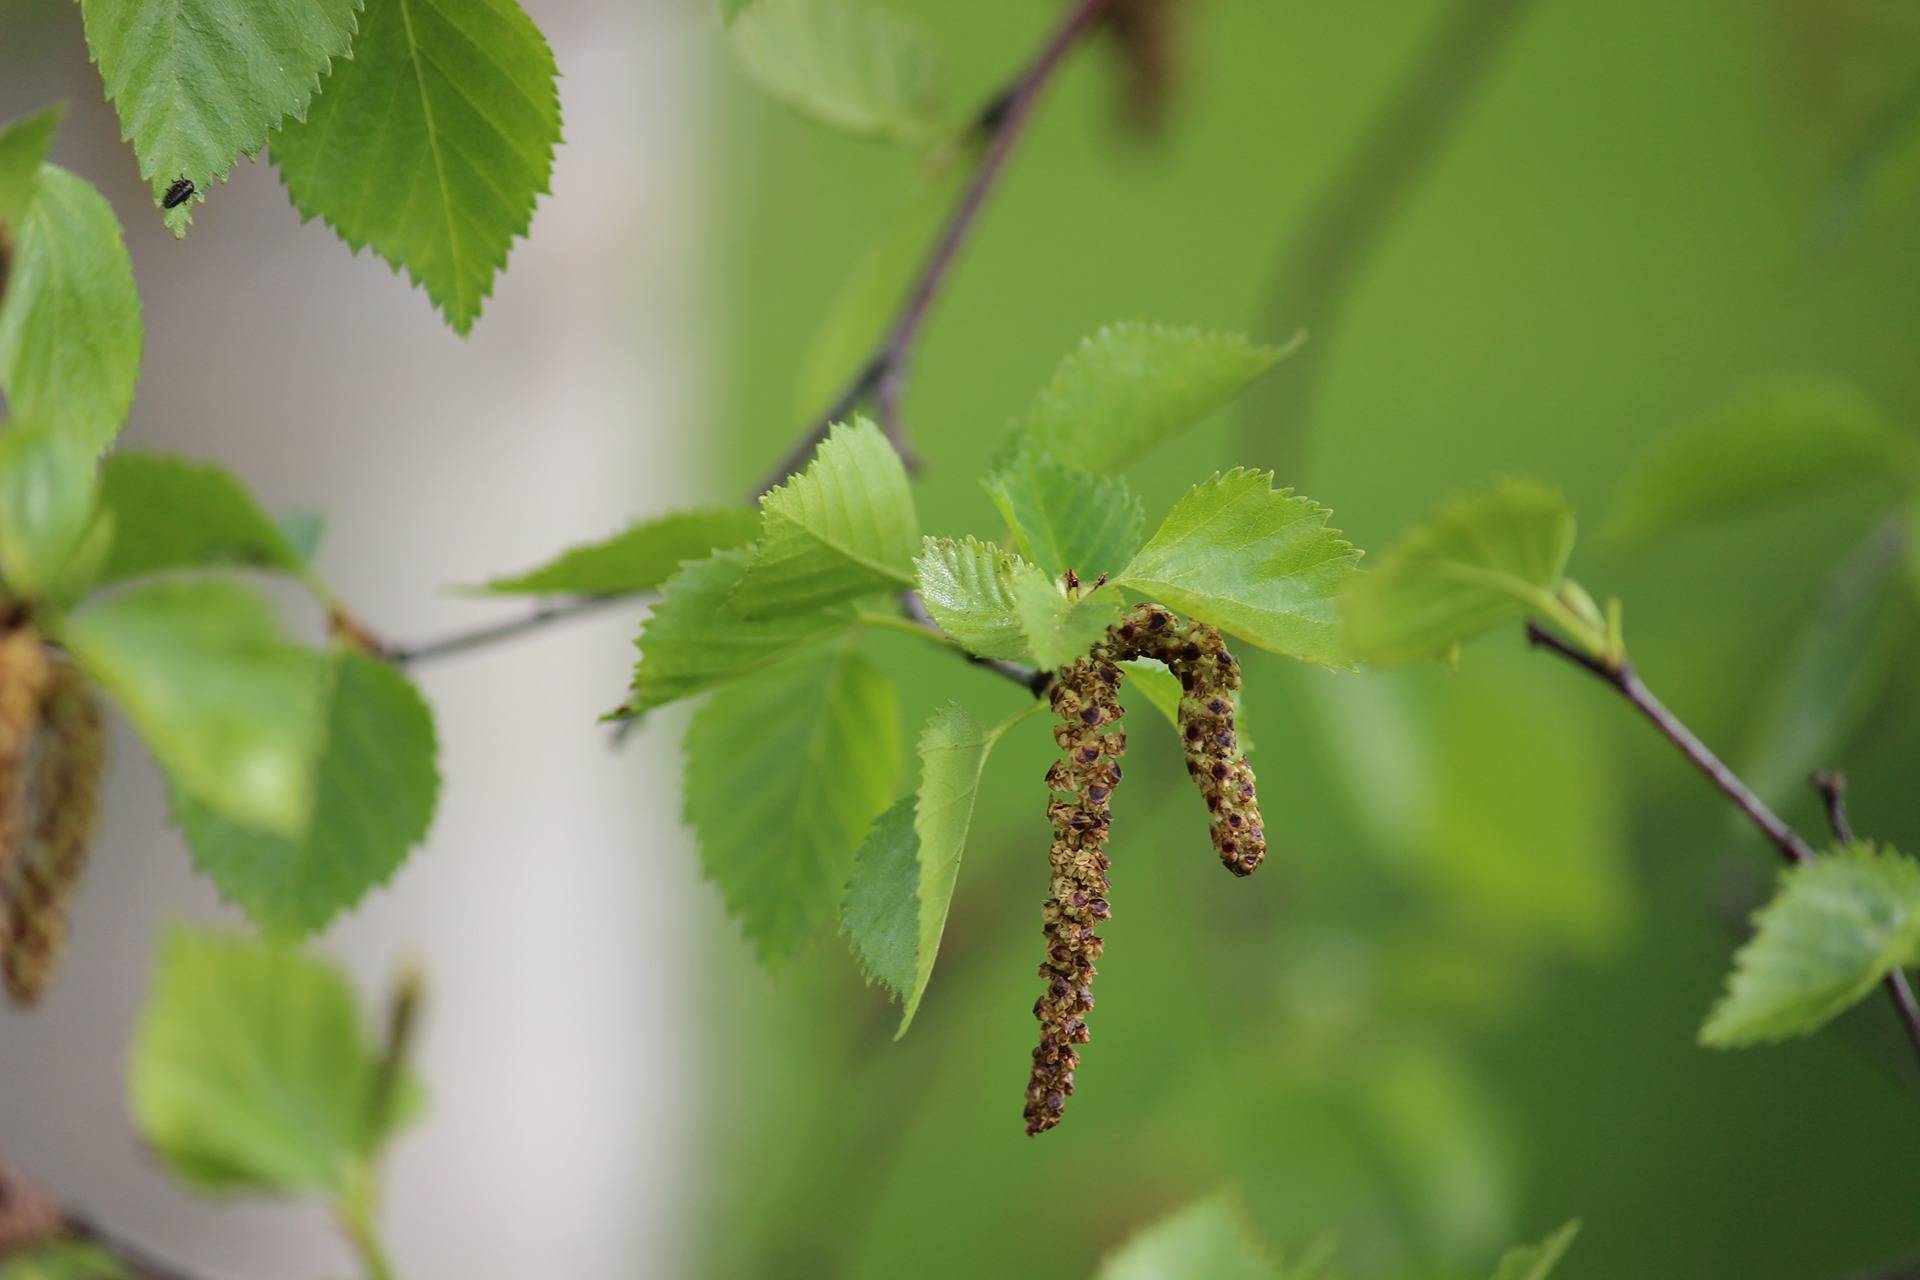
[1526,622,1920,1070]
[901,591,1051,696]
[385,0,1115,672]
[1812,771,1855,845]
[1240,0,1538,470]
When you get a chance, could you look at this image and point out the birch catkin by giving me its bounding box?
[1024,602,1266,1135]
[0,628,52,895]
[2,659,106,1007]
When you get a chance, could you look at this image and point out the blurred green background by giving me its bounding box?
[697,0,1920,1276]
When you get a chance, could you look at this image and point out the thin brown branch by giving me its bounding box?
[1811,770,1855,845]
[1525,622,1920,1071]
[901,591,1050,696]
[1239,0,1538,471]
[383,0,1116,672]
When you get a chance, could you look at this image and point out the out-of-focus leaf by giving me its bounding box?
[63,580,325,837]
[1702,843,1920,1046]
[1608,378,1920,546]
[1119,469,1361,666]
[271,0,561,333]
[78,0,360,234]
[1010,559,1120,669]
[173,650,440,935]
[735,417,918,616]
[129,929,416,1195]
[0,1240,128,1280]
[278,511,327,564]
[1741,521,1903,807]
[1341,478,1574,667]
[473,509,759,596]
[984,448,1145,581]
[726,0,945,144]
[0,422,96,597]
[626,548,852,713]
[1488,1221,1580,1280]
[0,105,62,226]
[0,166,141,452]
[1022,322,1292,474]
[1097,1191,1280,1280]
[913,535,1031,661]
[95,453,305,585]
[684,646,901,968]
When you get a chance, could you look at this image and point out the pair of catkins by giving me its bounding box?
[1025,603,1264,1136]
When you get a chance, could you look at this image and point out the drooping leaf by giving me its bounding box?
[0,105,62,226]
[626,548,852,713]
[840,701,1037,1034]
[63,580,325,837]
[128,929,416,1195]
[912,535,1030,661]
[1097,1191,1281,1280]
[1702,843,1920,1046]
[78,0,361,234]
[94,453,305,585]
[984,448,1145,580]
[726,0,945,144]
[1341,478,1574,667]
[0,1241,129,1280]
[1023,322,1293,474]
[0,166,141,453]
[1011,560,1121,670]
[734,417,918,616]
[473,508,759,596]
[172,650,440,935]
[1608,378,1920,546]
[0,422,97,597]
[1489,1222,1580,1280]
[271,0,562,334]
[1740,526,1903,807]
[683,646,901,967]
[1119,469,1361,666]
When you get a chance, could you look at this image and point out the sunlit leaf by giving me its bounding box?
[0,105,62,226]
[95,453,305,585]
[913,535,1031,661]
[684,646,901,967]
[473,509,760,596]
[1119,469,1361,666]
[1011,560,1120,670]
[985,448,1145,581]
[1341,478,1573,667]
[1702,843,1920,1046]
[0,423,97,597]
[271,0,562,333]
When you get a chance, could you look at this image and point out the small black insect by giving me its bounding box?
[161,177,194,209]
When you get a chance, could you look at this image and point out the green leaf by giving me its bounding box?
[0,105,62,226]
[1608,378,1920,546]
[734,417,918,616]
[0,1241,128,1280]
[984,449,1145,581]
[1011,560,1121,670]
[129,929,412,1195]
[271,0,562,334]
[1341,477,1575,667]
[1118,469,1362,666]
[841,702,1036,1034]
[1489,1222,1580,1280]
[1098,1191,1280,1280]
[0,166,141,453]
[279,510,328,563]
[472,508,759,596]
[0,423,98,597]
[1023,322,1292,474]
[912,535,1030,661]
[726,0,945,144]
[94,453,305,585]
[626,548,852,713]
[173,650,440,935]
[1702,843,1920,1047]
[78,0,361,234]
[683,646,901,967]
[63,580,325,837]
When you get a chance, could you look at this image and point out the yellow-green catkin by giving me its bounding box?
[2,660,106,1007]
[0,628,52,895]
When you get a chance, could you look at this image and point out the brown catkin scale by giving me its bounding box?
[2,660,106,1006]
[1025,657,1124,1136]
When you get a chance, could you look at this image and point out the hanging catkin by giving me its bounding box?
[1024,601,1265,1135]
[0,628,52,896]
[2,659,106,1006]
